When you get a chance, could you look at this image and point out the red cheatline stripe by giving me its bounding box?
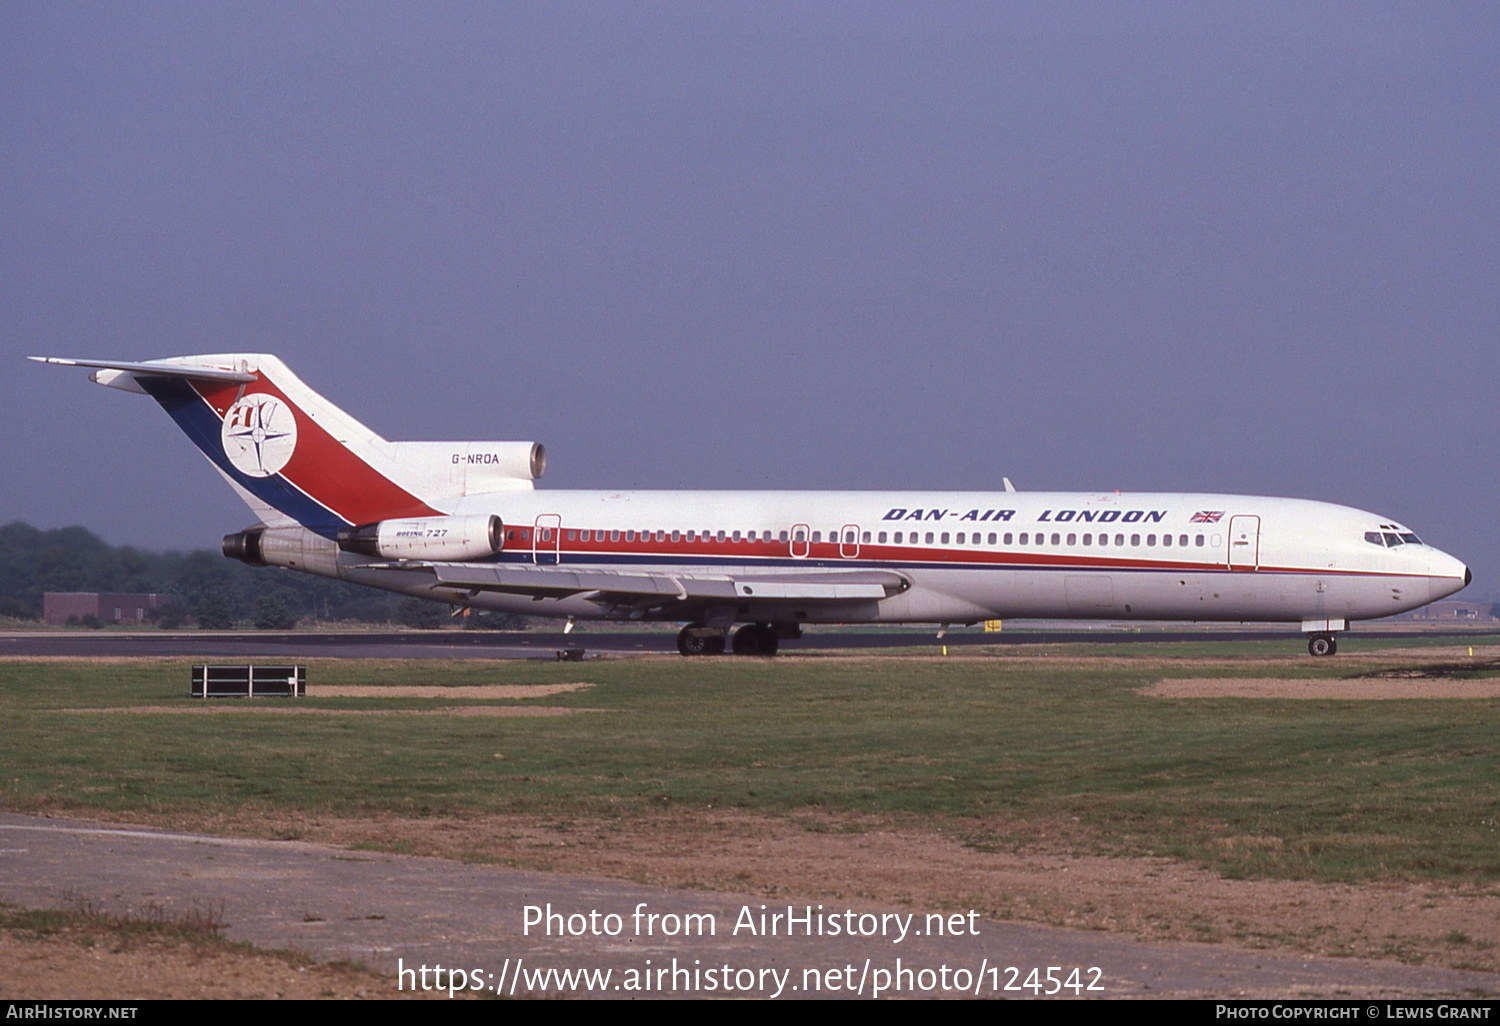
[510,530,1440,578]
[194,375,438,526]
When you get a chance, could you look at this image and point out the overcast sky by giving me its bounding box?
[4,3,1497,597]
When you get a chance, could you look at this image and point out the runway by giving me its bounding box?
[1,625,1487,660]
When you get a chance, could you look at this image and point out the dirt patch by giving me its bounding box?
[313,683,593,698]
[63,705,594,717]
[1141,678,1500,699]
[0,909,440,1000]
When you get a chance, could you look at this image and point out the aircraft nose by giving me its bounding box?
[1427,550,1471,602]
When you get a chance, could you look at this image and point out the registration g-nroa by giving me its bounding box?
[36,354,1470,657]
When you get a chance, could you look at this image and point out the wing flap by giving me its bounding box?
[364,562,907,603]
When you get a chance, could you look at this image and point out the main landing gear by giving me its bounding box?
[676,622,781,657]
[1307,633,1338,657]
[676,623,726,656]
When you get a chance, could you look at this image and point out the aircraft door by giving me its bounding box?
[790,523,810,559]
[1228,515,1260,571]
[840,523,861,559]
[533,514,562,565]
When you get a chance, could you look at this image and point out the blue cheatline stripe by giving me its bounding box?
[140,377,346,538]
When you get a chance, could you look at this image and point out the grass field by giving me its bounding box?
[3,635,1499,886]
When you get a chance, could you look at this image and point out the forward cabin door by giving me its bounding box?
[1227,515,1261,571]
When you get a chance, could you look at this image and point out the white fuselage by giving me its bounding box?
[316,489,1469,627]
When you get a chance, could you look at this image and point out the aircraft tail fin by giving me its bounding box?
[32,354,543,537]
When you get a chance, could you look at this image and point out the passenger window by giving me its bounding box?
[941,532,950,544]
[1146,534,1155,547]
[1195,534,1205,547]
[732,530,741,542]
[846,530,856,544]
[894,532,903,544]
[1098,534,1107,547]
[925,532,935,544]
[566,530,577,542]
[1050,533,1059,545]
[780,531,789,542]
[988,533,997,545]
[671,531,680,542]
[793,530,804,542]
[1019,533,1029,544]
[506,529,516,541]
[1003,533,1012,545]
[579,530,590,542]
[1131,534,1140,546]
[1115,534,1125,546]
[1161,534,1171,547]
[625,531,635,542]
[863,531,871,543]
[610,530,620,542]
[878,532,887,543]
[717,530,726,542]
[956,533,965,544]
[1066,533,1076,546]
[521,529,531,541]
[1179,534,1188,546]
[812,531,821,543]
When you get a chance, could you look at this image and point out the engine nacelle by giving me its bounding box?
[223,526,267,566]
[337,514,503,561]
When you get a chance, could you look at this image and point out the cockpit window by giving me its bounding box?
[1400,533,1422,545]
[1365,532,1385,546]
[1382,532,1403,547]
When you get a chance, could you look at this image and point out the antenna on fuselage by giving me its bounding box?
[1002,477,1017,492]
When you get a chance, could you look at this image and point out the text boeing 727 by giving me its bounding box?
[35,353,1470,656]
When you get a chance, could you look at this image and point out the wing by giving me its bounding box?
[360,561,909,606]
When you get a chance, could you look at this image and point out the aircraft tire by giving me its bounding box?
[757,624,779,657]
[678,623,711,657]
[1307,634,1338,657]
[732,625,758,655]
[732,623,780,656]
[705,634,726,655]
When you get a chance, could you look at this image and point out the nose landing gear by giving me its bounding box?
[1307,633,1338,657]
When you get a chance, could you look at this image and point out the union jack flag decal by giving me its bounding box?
[1190,510,1224,524]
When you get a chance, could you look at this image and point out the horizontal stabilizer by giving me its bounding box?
[29,356,256,383]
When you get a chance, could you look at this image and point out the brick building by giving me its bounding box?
[43,592,175,626]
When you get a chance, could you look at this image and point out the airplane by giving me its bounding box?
[33,353,1471,657]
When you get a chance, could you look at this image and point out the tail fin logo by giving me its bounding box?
[221,394,297,478]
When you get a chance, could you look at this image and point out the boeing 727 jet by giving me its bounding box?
[34,354,1471,656]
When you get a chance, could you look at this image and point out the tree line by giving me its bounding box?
[0,521,524,629]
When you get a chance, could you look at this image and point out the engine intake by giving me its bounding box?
[337,514,503,561]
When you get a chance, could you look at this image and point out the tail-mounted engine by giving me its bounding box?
[222,526,268,566]
[336,513,503,562]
